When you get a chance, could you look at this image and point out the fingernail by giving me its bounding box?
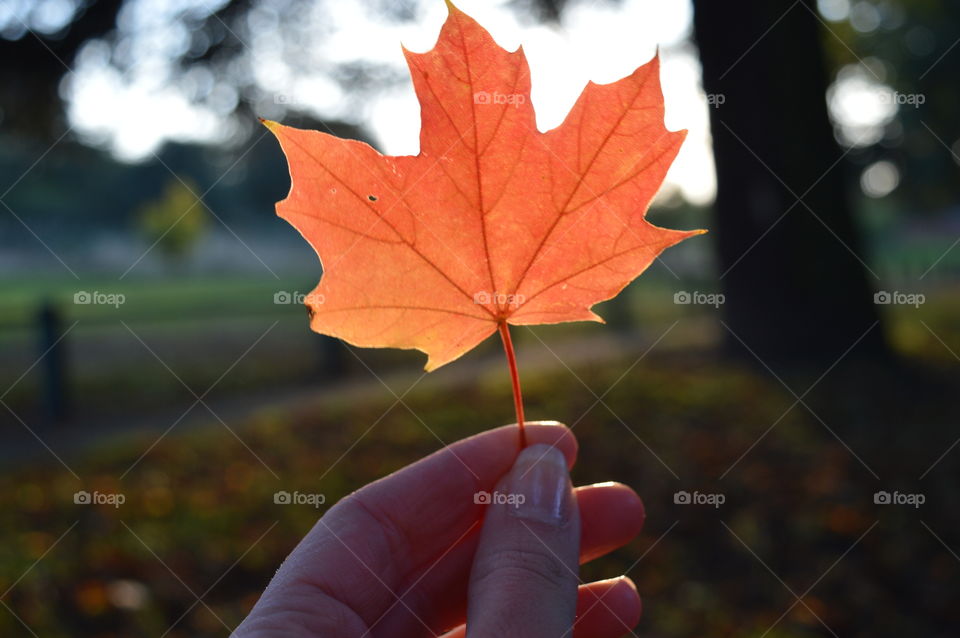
[507,443,572,525]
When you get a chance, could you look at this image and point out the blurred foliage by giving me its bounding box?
[0,136,276,246]
[0,118,365,255]
[0,0,121,141]
[1,302,959,637]
[136,179,209,264]
[0,0,588,142]
[819,0,960,212]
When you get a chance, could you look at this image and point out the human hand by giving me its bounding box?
[235,422,646,637]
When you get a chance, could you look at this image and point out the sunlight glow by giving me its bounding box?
[827,61,897,147]
[64,0,716,203]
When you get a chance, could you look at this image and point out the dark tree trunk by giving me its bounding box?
[692,0,888,365]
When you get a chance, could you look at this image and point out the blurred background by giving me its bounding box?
[2,0,959,636]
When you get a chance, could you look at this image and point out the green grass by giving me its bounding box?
[2,306,959,636]
[0,271,720,417]
[3,274,959,637]
[0,275,309,331]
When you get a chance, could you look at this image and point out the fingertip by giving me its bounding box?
[575,576,643,636]
[521,421,578,469]
[526,420,566,427]
[614,482,645,532]
[611,576,643,627]
[576,483,646,564]
[590,481,645,531]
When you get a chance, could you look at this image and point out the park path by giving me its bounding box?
[1,320,715,470]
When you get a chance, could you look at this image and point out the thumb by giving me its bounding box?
[466,443,581,637]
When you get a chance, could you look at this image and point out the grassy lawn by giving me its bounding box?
[0,271,711,418]
[2,315,959,637]
[2,275,959,637]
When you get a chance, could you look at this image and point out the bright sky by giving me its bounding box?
[57,0,898,204]
[350,0,716,205]
[60,0,716,204]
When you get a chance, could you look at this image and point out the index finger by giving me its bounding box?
[267,422,576,625]
[340,421,576,569]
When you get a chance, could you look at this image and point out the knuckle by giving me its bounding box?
[238,589,368,637]
[473,545,572,593]
[338,492,408,563]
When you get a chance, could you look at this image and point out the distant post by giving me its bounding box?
[602,292,634,334]
[316,335,347,379]
[37,300,69,423]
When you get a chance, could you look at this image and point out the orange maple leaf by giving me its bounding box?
[264,2,703,436]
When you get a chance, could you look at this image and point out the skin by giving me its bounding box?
[235,422,646,637]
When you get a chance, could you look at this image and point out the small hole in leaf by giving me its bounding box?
[368,195,378,202]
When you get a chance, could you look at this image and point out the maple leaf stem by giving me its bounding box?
[497,321,526,449]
